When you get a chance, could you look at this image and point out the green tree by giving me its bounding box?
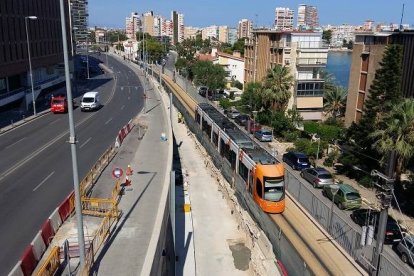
[232,38,245,56]
[231,79,243,90]
[107,31,127,43]
[191,61,226,91]
[145,39,165,63]
[261,65,294,112]
[324,86,347,119]
[240,82,262,111]
[370,99,414,177]
[322,30,332,44]
[350,44,403,151]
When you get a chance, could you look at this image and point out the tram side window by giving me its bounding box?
[212,132,219,148]
[256,179,263,198]
[229,151,236,169]
[238,162,249,181]
[196,113,201,125]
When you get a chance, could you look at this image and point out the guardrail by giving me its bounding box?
[34,246,60,276]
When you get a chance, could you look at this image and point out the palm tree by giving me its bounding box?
[323,86,347,119]
[370,99,414,177]
[261,65,294,112]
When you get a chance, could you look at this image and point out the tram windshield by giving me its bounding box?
[263,177,284,202]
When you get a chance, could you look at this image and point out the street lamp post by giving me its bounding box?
[59,0,86,266]
[25,16,38,116]
[86,33,90,79]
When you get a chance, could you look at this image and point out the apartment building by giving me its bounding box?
[228,28,238,45]
[238,19,253,39]
[297,4,319,30]
[213,51,245,86]
[274,7,294,30]
[0,0,69,107]
[172,11,184,44]
[245,30,328,120]
[202,26,219,40]
[324,24,357,47]
[125,12,140,39]
[344,31,414,126]
[70,0,89,43]
[184,26,201,40]
[142,11,155,36]
[219,26,229,43]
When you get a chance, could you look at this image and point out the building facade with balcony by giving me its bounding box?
[274,7,294,30]
[244,30,328,120]
[238,19,253,39]
[213,51,245,87]
[70,0,88,44]
[345,31,414,126]
[0,0,69,108]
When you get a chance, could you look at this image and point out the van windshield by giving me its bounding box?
[346,192,361,200]
[82,97,95,103]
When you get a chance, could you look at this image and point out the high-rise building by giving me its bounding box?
[238,19,253,39]
[345,31,414,126]
[171,11,184,44]
[125,12,140,39]
[228,28,238,45]
[142,11,155,36]
[70,0,89,43]
[0,0,69,107]
[219,26,229,43]
[274,7,294,30]
[297,4,319,29]
[245,30,328,120]
[363,20,375,31]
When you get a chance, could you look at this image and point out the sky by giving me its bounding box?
[89,0,413,28]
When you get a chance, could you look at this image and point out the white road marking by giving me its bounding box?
[80,137,92,148]
[105,118,113,125]
[48,119,60,125]
[33,171,55,192]
[5,137,26,149]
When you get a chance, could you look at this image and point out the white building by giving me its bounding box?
[213,51,245,86]
[202,25,218,40]
[325,24,357,47]
[122,39,139,61]
[274,7,294,30]
[125,12,140,39]
[228,28,238,44]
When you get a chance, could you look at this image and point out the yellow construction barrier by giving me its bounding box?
[81,197,118,217]
[35,246,60,276]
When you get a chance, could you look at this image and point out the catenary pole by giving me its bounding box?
[59,0,86,266]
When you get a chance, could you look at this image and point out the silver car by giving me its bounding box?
[397,235,414,266]
[300,167,334,188]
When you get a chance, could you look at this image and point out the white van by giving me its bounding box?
[81,91,101,111]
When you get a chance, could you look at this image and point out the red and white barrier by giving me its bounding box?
[115,120,135,148]
[31,232,46,261]
[20,245,36,276]
[8,261,23,276]
[41,220,55,246]
[58,192,74,221]
[49,208,62,233]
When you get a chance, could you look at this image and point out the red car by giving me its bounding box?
[50,95,68,113]
[245,120,261,133]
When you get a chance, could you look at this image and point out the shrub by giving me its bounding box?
[358,176,373,188]
[304,121,319,135]
[323,150,339,167]
[271,112,294,136]
[219,98,233,109]
[256,110,272,125]
[303,121,343,142]
[282,131,300,142]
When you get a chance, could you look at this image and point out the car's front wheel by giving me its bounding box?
[401,253,409,263]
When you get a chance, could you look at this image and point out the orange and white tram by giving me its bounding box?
[196,103,285,213]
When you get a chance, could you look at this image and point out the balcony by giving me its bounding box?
[297,41,329,52]
[269,41,291,48]
[296,58,327,67]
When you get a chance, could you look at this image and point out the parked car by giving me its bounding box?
[245,120,262,134]
[396,235,414,266]
[254,129,273,142]
[226,109,241,119]
[209,92,226,101]
[282,152,311,170]
[198,86,208,97]
[234,114,250,126]
[322,183,362,209]
[350,209,403,244]
[301,167,334,188]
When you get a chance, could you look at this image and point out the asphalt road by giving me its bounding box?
[0,54,145,274]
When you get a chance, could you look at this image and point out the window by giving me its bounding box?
[238,162,249,181]
[256,179,263,198]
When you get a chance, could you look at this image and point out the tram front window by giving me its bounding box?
[264,177,284,202]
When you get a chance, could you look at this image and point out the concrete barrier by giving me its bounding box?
[7,261,23,276]
[31,231,46,261]
[48,208,62,233]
